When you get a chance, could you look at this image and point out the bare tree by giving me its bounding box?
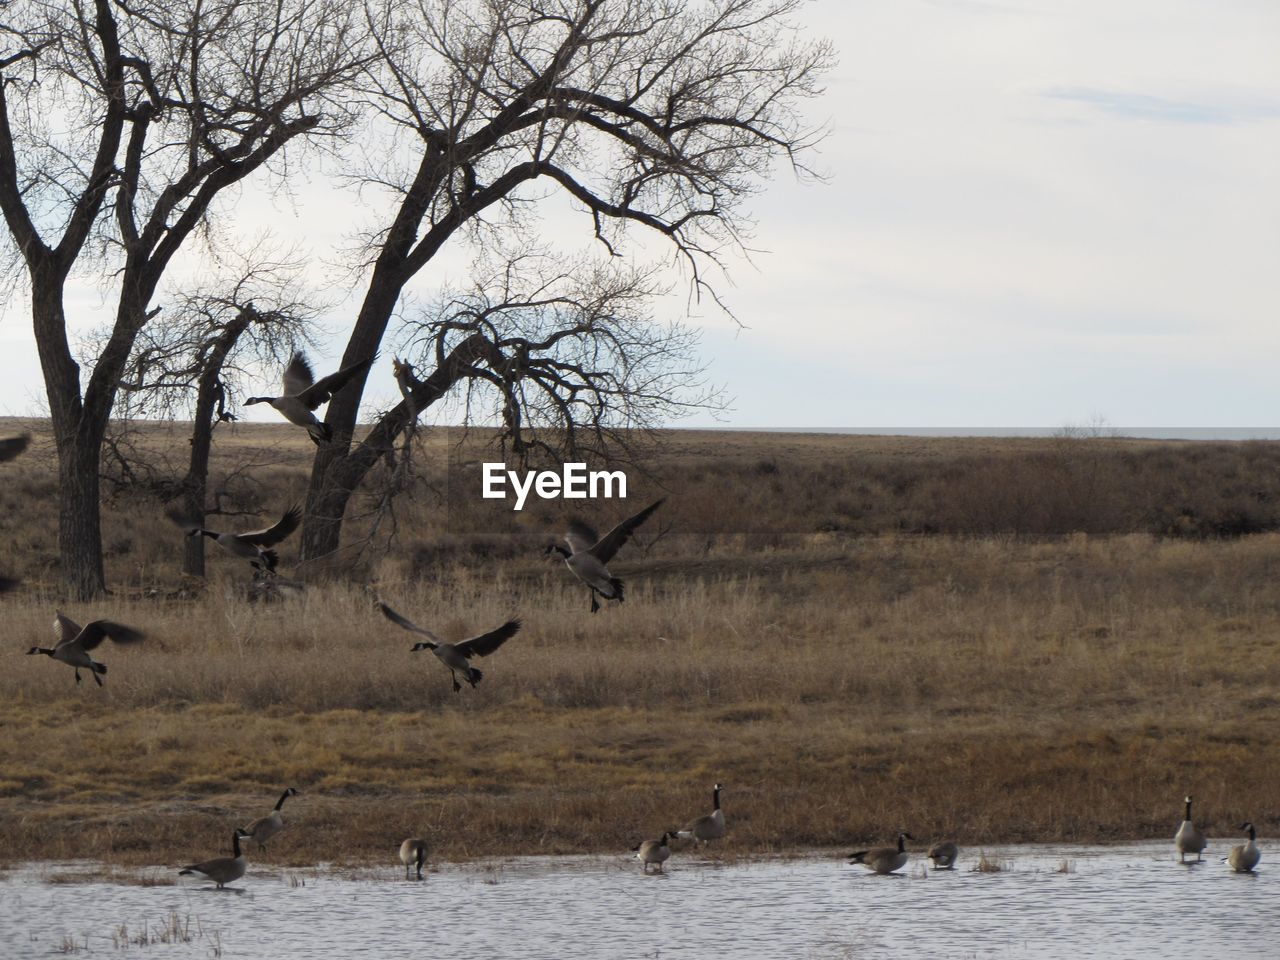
[402,250,714,464]
[111,256,315,576]
[0,0,370,597]
[298,0,833,563]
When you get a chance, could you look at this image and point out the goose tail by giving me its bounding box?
[307,423,332,445]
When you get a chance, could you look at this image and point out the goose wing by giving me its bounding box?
[74,620,146,652]
[296,356,373,411]
[239,504,302,547]
[0,434,30,462]
[564,519,600,556]
[587,498,665,563]
[376,601,446,645]
[455,619,521,659]
[282,353,316,397]
[53,611,83,646]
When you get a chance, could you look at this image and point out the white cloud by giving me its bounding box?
[3,0,1277,428]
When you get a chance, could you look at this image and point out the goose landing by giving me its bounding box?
[547,499,664,613]
[377,601,520,693]
[26,612,145,687]
[244,352,373,445]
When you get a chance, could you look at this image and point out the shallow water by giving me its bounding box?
[1,842,1271,959]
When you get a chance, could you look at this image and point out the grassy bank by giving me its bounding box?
[4,519,1278,866]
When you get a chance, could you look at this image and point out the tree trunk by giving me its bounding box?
[300,332,495,567]
[30,274,108,599]
[180,313,253,577]
[180,415,212,577]
[300,273,407,565]
[57,432,108,600]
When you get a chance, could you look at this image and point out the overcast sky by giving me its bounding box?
[2,0,1277,429]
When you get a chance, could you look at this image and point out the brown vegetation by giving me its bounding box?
[2,418,1278,867]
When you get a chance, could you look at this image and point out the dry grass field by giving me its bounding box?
[2,417,1278,868]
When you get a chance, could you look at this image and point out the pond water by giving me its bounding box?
[1,842,1271,959]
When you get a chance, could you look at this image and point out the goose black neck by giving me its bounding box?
[549,544,570,559]
[232,832,243,857]
[713,786,721,810]
[198,529,219,541]
[275,789,292,811]
[897,834,907,852]
[1184,798,1193,820]
[27,646,54,656]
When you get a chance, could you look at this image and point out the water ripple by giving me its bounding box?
[0,843,1271,959]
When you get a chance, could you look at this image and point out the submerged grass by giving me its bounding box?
[2,421,1278,867]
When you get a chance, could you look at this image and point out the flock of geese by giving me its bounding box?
[14,485,668,692]
[174,784,1263,888]
[4,392,688,886]
[3,368,1269,886]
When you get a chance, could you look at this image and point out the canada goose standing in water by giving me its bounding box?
[179,829,251,888]
[633,832,675,873]
[1226,822,1261,873]
[243,352,373,444]
[26,612,145,686]
[927,840,959,869]
[243,787,299,852]
[547,499,665,613]
[676,783,726,844]
[377,601,521,693]
[848,833,914,875]
[184,505,302,571]
[1174,796,1207,863]
[400,838,429,880]
[0,434,30,592]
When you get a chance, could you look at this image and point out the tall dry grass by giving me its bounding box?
[4,516,1279,864]
[4,418,1279,866]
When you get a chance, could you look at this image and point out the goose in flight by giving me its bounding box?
[184,505,302,571]
[26,612,145,686]
[377,600,521,693]
[244,352,373,444]
[547,498,665,613]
